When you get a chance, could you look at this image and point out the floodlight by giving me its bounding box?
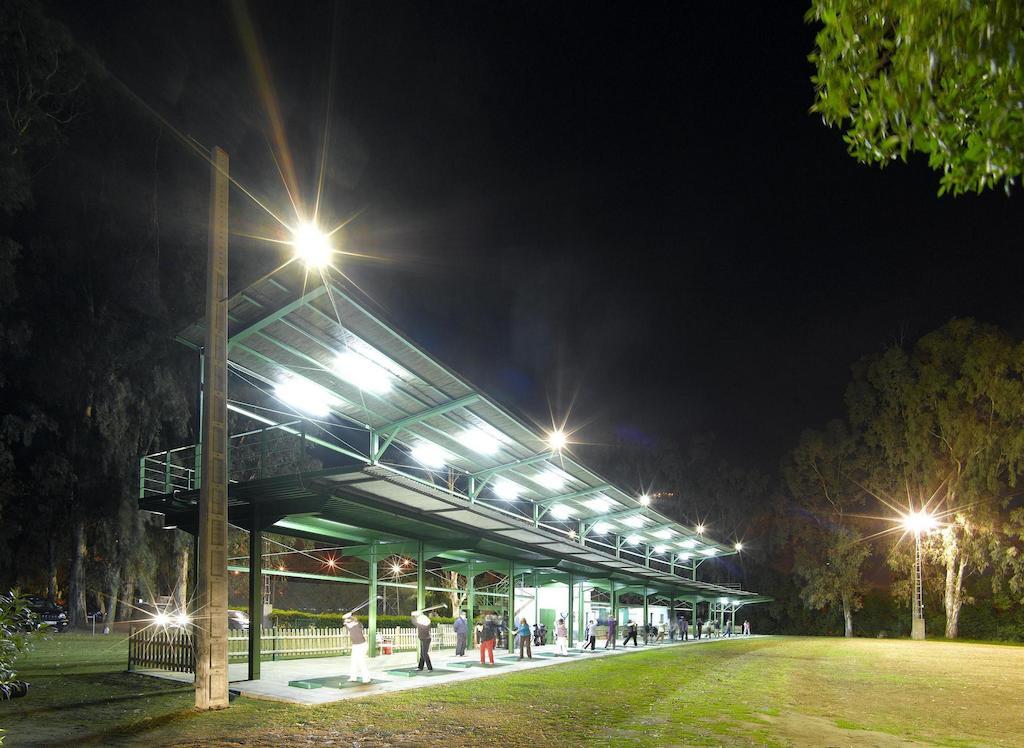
[903,511,937,534]
[292,223,333,269]
[412,442,447,469]
[695,524,706,535]
[677,552,692,561]
[547,429,568,451]
[550,504,574,520]
[622,516,646,528]
[591,521,614,535]
[585,497,611,513]
[626,534,643,545]
[701,548,717,556]
[734,542,743,551]
[493,478,523,500]
[275,378,338,417]
[457,428,500,455]
[153,612,170,627]
[533,470,565,491]
[174,612,191,627]
[679,538,697,549]
[639,493,651,506]
[653,529,674,540]
[653,544,668,554]
[335,351,391,394]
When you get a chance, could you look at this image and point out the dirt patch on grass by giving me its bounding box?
[758,713,925,748]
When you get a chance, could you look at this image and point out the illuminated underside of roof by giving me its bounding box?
[141,262,766,604]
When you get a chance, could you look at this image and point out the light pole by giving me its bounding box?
[194,148,334,709]
[902,510,936,641]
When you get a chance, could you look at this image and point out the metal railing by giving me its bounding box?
[139,420,312,499]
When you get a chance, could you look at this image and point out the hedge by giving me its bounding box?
[255,608,455,629]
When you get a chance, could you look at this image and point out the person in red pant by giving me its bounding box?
[480,613,497,664]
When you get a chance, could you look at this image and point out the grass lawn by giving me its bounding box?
[3,633,1022,746]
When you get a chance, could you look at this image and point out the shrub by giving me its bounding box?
[1,590,48,700]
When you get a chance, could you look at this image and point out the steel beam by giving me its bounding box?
[228,286,329,347]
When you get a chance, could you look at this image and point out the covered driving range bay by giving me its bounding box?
[135,262,766,702]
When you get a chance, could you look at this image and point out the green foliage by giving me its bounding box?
[0,590,47,694]
[266,608,454,629]
[784,421,872,635]
[807,0,1024,195]
[845,319,1024,636]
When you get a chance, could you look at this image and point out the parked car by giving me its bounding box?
[228,609,250,630]
[24,596,68,632]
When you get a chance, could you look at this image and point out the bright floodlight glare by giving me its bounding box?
[701,547,717,556]
[275,378,338,417]
[153,612,169,627]
[677,552,692,561]
[412,442,447,469]
[174,612,191,627]
[335,351,391,394]
[457,428,500,455]
[734,542,743,551]
[550,504,574,520]
[292,223,333,268]
[536,470,565,491]
[547,429,568,451]
[639,494,651,506]
[695,524,706,535]
[903,510,937,534]
[390,563,403,575]
[585,497,611,513]
[626,534,643,545]
[622,516,646,528]
[653,529,674,540]
[680,538,697,549]
[653,544,668,554]
[493,478,523,500]
[592,521,613,535]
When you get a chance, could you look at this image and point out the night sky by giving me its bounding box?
[54,1,1024,474]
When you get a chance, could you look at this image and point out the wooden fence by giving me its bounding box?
[129,623,458,673]
[127,625,195,673]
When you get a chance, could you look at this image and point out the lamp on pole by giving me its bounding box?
[901,510,936,641]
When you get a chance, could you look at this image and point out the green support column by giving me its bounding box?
[642,586,649,640]
[691,596,698,633]
[507,560,515,653]
[670,596,676,637]
[416,541,426,612]
[247,511,262,681]
[533,570,539,625]
[567,573,575,648]
[577,581,584,642]
[610,581,618,626]
[368,543,378,657]
[467,567,475,626]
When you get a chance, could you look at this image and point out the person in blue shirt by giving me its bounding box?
[454,610,468,656]
[517,617,532,659]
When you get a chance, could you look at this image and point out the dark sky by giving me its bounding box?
[54,1,1023,474]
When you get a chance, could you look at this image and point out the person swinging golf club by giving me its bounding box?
[343,610,371,684]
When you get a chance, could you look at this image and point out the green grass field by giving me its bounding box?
[3,633,1022,746]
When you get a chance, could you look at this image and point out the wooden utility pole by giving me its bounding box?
[195,146,230,710]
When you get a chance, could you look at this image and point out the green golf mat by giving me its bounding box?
[288,676,381,690]
[385,667,457,678]
[444,660,511,669]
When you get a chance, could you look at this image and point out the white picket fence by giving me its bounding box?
[226,623,458,660]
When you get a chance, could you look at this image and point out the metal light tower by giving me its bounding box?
[903,510,936,641]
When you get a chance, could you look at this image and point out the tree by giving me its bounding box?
[784,421,871,636]
[846,319,1024,637]
[807,0,1024,195]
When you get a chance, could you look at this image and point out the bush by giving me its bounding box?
[266,609,455,629]
[1,590,48,700]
